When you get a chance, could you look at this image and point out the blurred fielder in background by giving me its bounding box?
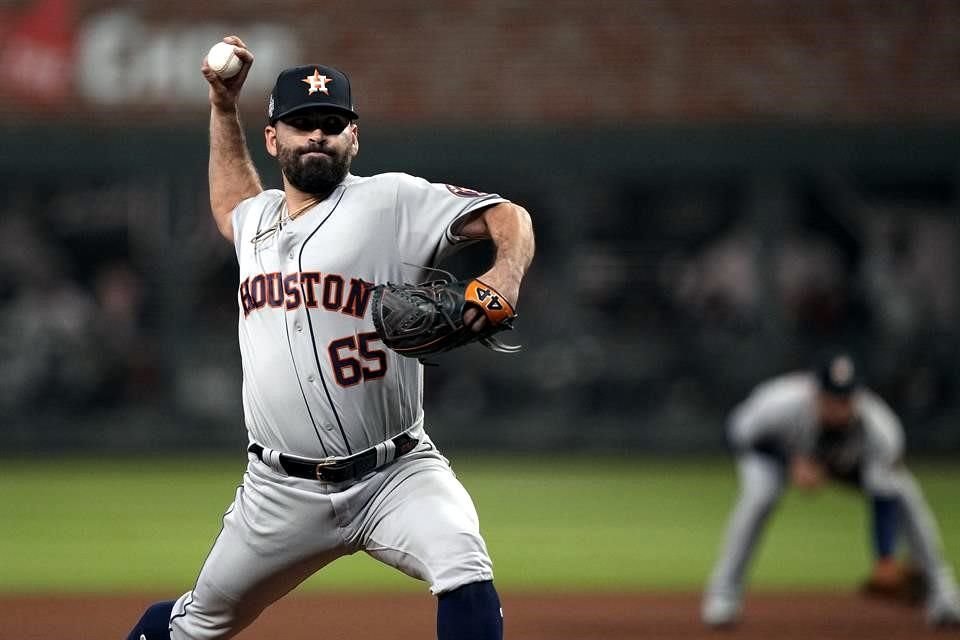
[702,352,960,629]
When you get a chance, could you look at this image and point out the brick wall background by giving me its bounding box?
[2,0,959,123]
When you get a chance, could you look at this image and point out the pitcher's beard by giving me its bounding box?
[279,145,351,196]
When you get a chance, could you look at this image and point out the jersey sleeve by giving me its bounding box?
[728,393,785,452]
[860,391,905,466]
[393,173,508,268]
[728,376,813,457]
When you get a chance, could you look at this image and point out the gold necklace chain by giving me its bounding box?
[251,197,320,245]
[285,197,320,222]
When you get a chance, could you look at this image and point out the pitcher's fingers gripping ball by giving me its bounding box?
[370,276,520,358]
[206,41,243,78]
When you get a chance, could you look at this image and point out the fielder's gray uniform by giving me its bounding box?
[704,372,959,614]
[168,173,506,639]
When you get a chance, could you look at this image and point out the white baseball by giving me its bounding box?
[207,42,242,79]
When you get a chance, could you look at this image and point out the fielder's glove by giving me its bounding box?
[370,274,520,359]
[859,561,927,606]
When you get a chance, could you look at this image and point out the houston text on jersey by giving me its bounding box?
[239,271,371,318]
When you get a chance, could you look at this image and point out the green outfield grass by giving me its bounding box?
[1,455,957,594]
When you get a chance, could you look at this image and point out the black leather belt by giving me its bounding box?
[248,432,419,483]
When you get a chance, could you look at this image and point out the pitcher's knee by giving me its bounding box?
[428,532,494,595]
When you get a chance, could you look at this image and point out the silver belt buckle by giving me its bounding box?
[314,457,339,481]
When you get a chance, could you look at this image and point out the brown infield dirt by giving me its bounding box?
[0,591,948,640]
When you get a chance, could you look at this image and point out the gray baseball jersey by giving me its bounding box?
[233,172,505,457]
[728,372,902,485]
[167,172,505,639]
[706,371,958,609]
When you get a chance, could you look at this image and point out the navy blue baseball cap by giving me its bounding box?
[815,351,861,396]
[267,64,359,124]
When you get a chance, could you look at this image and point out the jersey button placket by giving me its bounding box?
[278,229,297,264]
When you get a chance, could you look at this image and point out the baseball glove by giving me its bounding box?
[370,274,520,359]
[859,561,927,606]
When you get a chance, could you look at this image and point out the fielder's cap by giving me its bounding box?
[267,64,359,124]
[815,351,861,396]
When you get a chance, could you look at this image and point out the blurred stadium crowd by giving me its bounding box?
[1,0,958,453]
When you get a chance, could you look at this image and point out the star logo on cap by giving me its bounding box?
[302,69,332,95]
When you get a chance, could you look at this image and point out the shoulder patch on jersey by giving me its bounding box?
[446,184,488,198]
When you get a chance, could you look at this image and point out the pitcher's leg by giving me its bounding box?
[362,456,494,592]
[173,464,352,639]
[128,463,347,640]
[359,455,500,637]
[169,544,340,640]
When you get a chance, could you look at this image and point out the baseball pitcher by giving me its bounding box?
[126,35,535,640]
[702,352,960,628]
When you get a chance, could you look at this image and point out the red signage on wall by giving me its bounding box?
[0,0,75,106]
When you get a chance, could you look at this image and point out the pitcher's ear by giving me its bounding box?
[265,125,278,157]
